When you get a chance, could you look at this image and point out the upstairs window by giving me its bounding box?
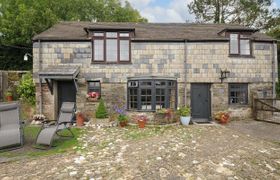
[229,33,251,56]
[92,32,131,63]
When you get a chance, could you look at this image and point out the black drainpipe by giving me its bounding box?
[184,39,188,106]
[38,39,43,114]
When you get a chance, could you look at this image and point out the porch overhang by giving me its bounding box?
[39,66,80,94]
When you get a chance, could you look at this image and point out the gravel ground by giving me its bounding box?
[0,121,279,180]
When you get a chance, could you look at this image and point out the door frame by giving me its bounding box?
[190,83,211,121]
[55,80,77,118]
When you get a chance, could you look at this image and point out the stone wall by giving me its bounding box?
[0,70,28,101]
[33,41,276,120]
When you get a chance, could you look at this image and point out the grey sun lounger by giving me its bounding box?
[35,102,76,149]
[0,102,24,150]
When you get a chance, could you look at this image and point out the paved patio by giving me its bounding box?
[0,120,279,179]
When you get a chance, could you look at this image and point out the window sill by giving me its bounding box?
[228,54,255,58]
[127,109,156,112]
[228,104,249,108]
[91,61,132,65]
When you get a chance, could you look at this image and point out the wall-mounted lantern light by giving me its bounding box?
[24,53,32,61]
[219,69,230,83]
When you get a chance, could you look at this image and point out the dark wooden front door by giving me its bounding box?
[191,83,211,122]
[57,81,76,115]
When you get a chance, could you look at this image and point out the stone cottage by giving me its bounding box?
[32,22,277,122]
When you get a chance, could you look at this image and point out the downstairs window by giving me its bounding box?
[127,79,177,111]
[229,83,248,105]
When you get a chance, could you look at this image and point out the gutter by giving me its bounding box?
[184,40,188,106]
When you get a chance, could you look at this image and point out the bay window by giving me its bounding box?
[128,79,177,111]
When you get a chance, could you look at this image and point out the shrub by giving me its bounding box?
[95,99,108,118]
[177,106,191,116]
[17,72,35,105]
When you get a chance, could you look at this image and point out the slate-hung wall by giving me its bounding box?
[186,42,275,83]
[33,41,276,119]
[33,42,185,83]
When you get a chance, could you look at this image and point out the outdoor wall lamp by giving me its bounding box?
[24,53,32,61]
[219,69,230,83]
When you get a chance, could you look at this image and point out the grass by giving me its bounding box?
[0,125,82,158]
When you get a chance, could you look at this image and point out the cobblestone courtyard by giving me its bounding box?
[0,121,280,179]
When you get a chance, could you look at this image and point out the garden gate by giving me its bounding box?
[253,98,280,124]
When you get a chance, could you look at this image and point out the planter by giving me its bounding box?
[6,95,13,102]
[180,116,191,126]
[219,114,230,124]
[119,121,127,127]
[138,120,146,128]
[87,97,99,102]
[76,113,84,127]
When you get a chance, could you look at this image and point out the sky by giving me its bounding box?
[125,0,280,23]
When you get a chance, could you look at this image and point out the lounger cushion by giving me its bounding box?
[0,103,18,111]
[0,107,19,126]
[0,127,21,148]
[61,102,75,113]
[36,126,57,145]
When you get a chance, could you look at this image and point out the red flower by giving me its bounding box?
[87,92,99,98]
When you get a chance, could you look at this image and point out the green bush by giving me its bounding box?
[177,106,191,116]
[95,99,108,119]
[17,72,36,105]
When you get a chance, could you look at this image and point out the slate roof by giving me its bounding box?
[38,66,79,79]
[33,21,275,42]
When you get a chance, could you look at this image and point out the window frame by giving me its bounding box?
[87,80,101,99]
[92,31,131,64]
[228,32,253,57]
[127,79,177,111]
[228,83,248,105]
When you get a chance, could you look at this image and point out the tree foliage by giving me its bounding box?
[0,0,147,70]
[188,0,277,29]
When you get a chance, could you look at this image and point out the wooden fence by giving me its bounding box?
[253,98,280,124]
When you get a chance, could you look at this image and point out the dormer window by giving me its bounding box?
[92,32,131,63]
[229,33,252,56]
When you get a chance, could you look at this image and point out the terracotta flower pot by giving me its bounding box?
[76,113,84,127]
[138,120,146,128]
[119,121,127,127]
[6,95,13,102]
[219,114,230,124]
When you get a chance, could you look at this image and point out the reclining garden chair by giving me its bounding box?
[35,102,76,149]
[0,102,24,151]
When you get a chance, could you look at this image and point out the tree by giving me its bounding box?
[0,0,147,70]
[188,0,276,29]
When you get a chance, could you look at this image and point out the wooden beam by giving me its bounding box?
[45,79,53,95]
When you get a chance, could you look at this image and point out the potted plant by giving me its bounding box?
[154,108,175,124]
[5,91,13,101]
[113,104,128,127]
[136,114,148,128]
[76,111,85,127]
[178,106,191,126]
[214,111,230,124]
[87,91,100,102]
[118,114,128,127]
